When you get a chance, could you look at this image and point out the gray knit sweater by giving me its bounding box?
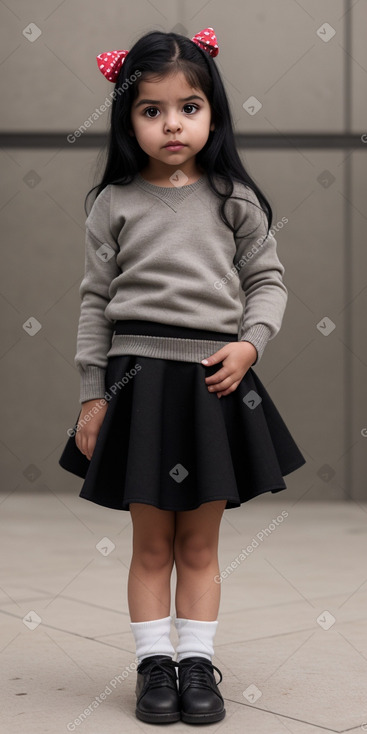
[75,171,288,403]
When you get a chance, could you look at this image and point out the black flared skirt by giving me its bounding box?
[59,320,306,511]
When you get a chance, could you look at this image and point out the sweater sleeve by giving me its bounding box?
[230,185,288,365]
[74,185,121,404]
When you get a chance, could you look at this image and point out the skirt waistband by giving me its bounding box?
[113,320,238,342]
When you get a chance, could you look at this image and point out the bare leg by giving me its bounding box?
[128,503,175,622]
[173,500,227,620]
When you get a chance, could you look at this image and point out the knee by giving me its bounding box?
[174,534,216,570]
[133,536,173,571]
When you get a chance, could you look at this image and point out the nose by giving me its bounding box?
[164,110,182,133]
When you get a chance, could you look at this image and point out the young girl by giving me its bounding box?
[59,27,306,725]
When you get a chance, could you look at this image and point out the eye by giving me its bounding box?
[142,103,200,118]
[143,107,159,118]
[183,104,199,114]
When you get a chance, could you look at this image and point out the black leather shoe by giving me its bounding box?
[178,656,226,723]
[135,654,180,723]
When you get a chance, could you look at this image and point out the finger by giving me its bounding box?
[207,381,225,393]
[207,375,235,392]
[204,367,228,384]
[201,345,230,367]
[81,438,89,459]
[87,435,96,461]
[218,380,241,397]
[78,434,90,460]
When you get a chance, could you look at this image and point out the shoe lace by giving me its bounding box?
[138,657,179,688]
[179,658,223,689]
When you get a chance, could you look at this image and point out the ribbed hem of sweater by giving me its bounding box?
[240,324,272,365]
[79,366,107,404]
[78,326,272,403]
[107,334,234,362]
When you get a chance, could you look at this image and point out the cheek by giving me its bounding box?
[133,121,152,142]
[195,113,212,134]
[197,122,212,142]
[138,120,159,135]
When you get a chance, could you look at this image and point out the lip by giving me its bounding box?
[164,142,186,150]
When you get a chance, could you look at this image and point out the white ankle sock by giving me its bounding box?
[174,617,218,662]
[130,615,175,665]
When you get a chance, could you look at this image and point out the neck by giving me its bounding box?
[139,163,205,187]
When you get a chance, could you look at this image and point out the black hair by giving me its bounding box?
[85,29,273,239]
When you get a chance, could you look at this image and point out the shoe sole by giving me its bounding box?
[181,707,226,724]
[136,708,181,723]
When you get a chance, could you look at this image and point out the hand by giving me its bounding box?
[75,398,108,461]
[202,341,257,398]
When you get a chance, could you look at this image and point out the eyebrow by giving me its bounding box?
[134,95,205,108]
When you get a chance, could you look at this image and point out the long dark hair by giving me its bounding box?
[85,29,273,238]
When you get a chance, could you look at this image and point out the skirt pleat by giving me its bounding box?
[59,324,306,511]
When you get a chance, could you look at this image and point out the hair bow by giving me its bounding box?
[96,27,219,82]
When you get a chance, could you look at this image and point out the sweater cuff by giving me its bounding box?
[79,366,107,404]
[240,324,272,365]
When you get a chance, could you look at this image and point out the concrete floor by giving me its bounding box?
[1,493,367,733]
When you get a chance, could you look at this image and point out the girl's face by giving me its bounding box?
[129,71,214,178]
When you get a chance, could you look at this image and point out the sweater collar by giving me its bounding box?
[134,171,207,204]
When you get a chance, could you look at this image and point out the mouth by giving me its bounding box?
[164,143,186,151]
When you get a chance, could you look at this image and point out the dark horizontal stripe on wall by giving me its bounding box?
[0,132,365,149]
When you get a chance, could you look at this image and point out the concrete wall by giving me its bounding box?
[0,0,366,501]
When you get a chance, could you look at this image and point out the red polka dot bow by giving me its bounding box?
[96,49,129,82]
[191,27,219,57]
[96,27,219,82]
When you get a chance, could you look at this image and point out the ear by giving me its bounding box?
[210,122,215,132]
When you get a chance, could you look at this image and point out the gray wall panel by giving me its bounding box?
[0,0,365,501]
[181,0,346,132]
